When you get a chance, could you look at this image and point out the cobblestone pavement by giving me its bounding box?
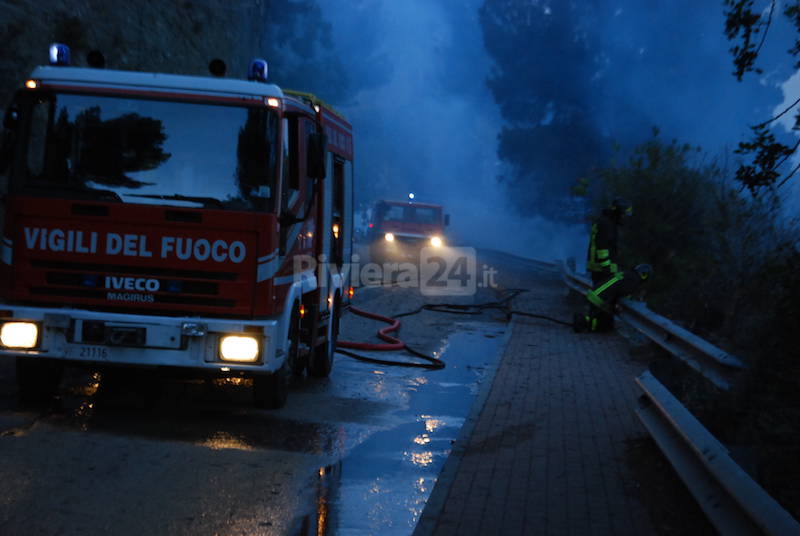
[414,271,656,536]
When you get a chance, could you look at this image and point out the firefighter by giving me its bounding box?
[587,198,633,286]
[574,263,652,333]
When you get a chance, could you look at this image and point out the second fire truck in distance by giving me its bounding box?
[367,195,449,264]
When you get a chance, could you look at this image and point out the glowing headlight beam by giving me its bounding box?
[219,335,260,362]
[0,322,39,348]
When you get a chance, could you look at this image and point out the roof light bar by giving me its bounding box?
[49,43,70,66]
[248,59,268,82]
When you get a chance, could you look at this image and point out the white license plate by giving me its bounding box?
[67,345,110,360]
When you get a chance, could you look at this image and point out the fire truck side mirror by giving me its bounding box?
[307,132,327,179]
[444,214,450,226]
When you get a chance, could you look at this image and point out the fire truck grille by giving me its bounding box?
[395,236,426,245]
[29,287,236,307]
[45,272,219,295]
[31,260,238,280]
[28,259,239,309]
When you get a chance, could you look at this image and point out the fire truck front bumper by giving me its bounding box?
[0,306,285,374]
[371,234,437,263]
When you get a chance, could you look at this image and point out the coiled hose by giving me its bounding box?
[336,306,444,369]
[335,288,572,369]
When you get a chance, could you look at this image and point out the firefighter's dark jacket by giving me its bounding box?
[586,269,643,313]
[587,209,618,275]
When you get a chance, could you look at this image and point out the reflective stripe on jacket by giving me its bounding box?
[586,273,624,312]
[586,211,618,274]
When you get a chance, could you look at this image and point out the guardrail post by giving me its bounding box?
[636,371,800,535]
[558,260,745,390]
[557,258,798,534]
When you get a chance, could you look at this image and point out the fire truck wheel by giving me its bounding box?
[252,361,289,409]
[308,297,340,378]
[15,357,64,407]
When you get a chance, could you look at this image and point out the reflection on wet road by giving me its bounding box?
[321,322,507,535]
[0,315,506,535]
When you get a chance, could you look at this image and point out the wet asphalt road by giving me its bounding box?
[0,249,551,535]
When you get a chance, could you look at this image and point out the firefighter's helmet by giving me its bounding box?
[634,263,652,281]
[611,197,633,217]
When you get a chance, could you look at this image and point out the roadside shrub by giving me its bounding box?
[593,132,800,518]
[594,133,798,346]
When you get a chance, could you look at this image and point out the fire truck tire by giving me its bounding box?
[15,357,63,407]
[253,361,289,409]
[308,296,340,378]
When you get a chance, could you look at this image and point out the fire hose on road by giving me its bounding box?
[336,306,445,369]
[335,289,572,369]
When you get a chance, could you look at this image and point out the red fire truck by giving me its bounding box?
[368,196,449,263]
[0,45,354,408]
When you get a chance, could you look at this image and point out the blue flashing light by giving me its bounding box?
[248,59,269,82]
[49,43,71,66]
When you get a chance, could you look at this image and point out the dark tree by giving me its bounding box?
[724,0,800,192]
[479,0,610,219]
[260,0,350,103]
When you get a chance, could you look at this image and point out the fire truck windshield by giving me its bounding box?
[16,91,279,211]
[383,204,442,225]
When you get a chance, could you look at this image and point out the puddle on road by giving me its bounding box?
[33,356,406,459]
[296,322,507,536]
[6,321,507,535]
[54,405,345,454]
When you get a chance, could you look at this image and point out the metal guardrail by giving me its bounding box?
[559,262,745,390]
[558,261,800,534]
[636,372,800,535]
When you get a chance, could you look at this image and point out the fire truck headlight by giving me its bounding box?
[430,236,443,248]
[0,322,39,349]
[384,233,395,242]
[219,335,260,362]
